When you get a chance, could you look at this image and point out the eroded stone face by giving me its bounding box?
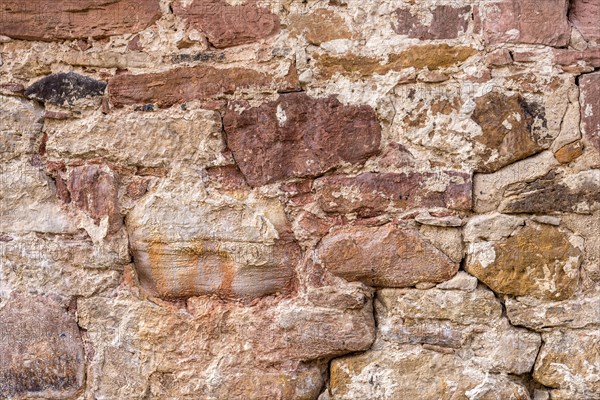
[108,64,299,107]
[127,177,301,300]
[534,329,600,399]
[481,0,570,46]
[0,295,84,399]
[472,91,551,173]
[466,223,583,300]
[0,96,43,162]
[316,224,458,288]
[569,0,600,42]
[395,5,471,40]
[173,0,280,48]
[0,0,161,41]
[224,93,381,187]
[288,9,352,45]
[314,171,472,217]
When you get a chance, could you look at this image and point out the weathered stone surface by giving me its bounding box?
[0,0,161,41]
[569,0,600,42]
[173,0,280,48]
[65,164,122,234]
[0,96,43,162]
[436,271,478,291]
[0,295,84,399]
[533,329,600,399]
[554,49,600,68]
[330,349,532,400]
[0,159,78,234]
[471,91,550,173]
[507,291,600,331]
[314,171,471,217]
[499,169,600,214]
[316,224,458,288]
[580,72,600,152]
[395,5,470,40]
[466,223,583,300]
[330,287,539,399]
[224,93,381,187]
[315,45,476,78]
[78,284,374,399]
[288,9,351,45]
[127,176,301,300]
[377,287,503,326]
[481,0,570,46]
[108,64,299,108]
[474,150,560,213]
[25,72,106,106]
[45,108,224,169]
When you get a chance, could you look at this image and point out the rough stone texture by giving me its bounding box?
[0,0,161,41]
[127,176,301,300]
[499,169,600,214]
[1,0,599,398]
[224,93,381,186]
[288,9,352,45]
[569,0,600,42]
[0,295,84,399]
[0,96,43,162]
[314,171,472,217]
[471,91,551,173]
[466,222,583,300]
[108,64,299,108]
[481,0,570,46]
[329,287,540,399]
[396,5,471,40]
[316,223,458,288]
[78,283,374,399]
[25,72,106,106]
[533,329,600,399]
[580,72,600,152]
[44,107,224,169]
[173,0,280,48]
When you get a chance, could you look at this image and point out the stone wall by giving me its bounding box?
[0,1,598,399]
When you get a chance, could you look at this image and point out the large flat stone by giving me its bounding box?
[395,5,471,40]
[127,177,301,300]
[224,93,381,187]
[314,171,472,217]
[580,72,600,152]
[481,0,570,46]
[569,0,600,42]
[0,0,161,41]
[173,0,280,48]
[0,295,85,399]
[316,224,458,288]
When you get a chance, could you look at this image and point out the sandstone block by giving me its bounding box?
[108,64,299,108]
[0,295,84,399]
[127,178,301,300]
[173,0,280,48]
[0,0,161,41]
[0,96,43,162]
[499,169,600,214]
[482,0,570,46]
[395,5,470,40]
[472,91,551,173]
[534,329,600,399]
[45,108,224,169]
[466,223,583,300]
[314,171,472,217]
[288,9,352,45]
[569,0,600,42]
[316,224,458,288]
[224,93,381,187]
